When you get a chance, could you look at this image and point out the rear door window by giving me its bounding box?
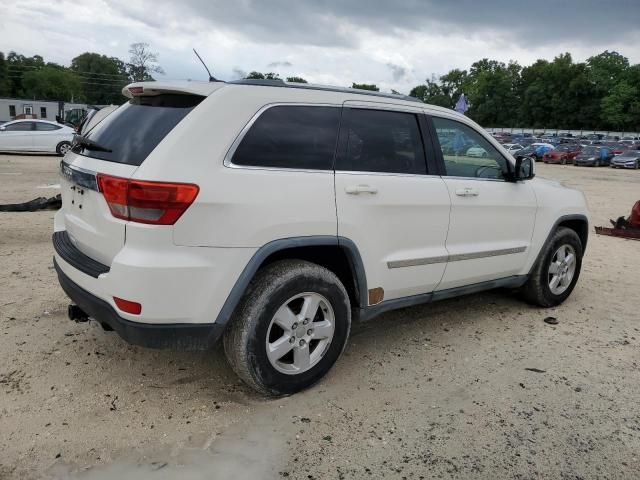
[75,94,203,166]
[35,122,62,131]
[231,105,341,170]
[336,109,427,174]
[5,122,34,131]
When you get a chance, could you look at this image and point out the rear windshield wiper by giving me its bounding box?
[73,134,112,153]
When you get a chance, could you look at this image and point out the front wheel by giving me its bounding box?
[224,260,351,396]
[521,227,583,307]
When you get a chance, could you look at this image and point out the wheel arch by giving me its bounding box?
[214,236,368,328]
[529,214,589,275]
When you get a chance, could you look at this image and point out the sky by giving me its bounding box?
[1,0,639,93]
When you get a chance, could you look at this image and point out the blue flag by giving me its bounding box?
[454,94,469,114]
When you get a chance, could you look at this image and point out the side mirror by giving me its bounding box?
[0,126,5,132]
[514,156,535,181]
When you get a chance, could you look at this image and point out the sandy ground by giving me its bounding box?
[1,154,639,480]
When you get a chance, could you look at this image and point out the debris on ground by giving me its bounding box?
[0,195,61,212]
[544,317,559,325]
[595,200,640,240]
[525,368,546,373]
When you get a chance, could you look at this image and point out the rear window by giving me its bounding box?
[75,94,203,166]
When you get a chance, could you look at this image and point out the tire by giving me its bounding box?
[56,141,71,156]
[635,161,639,170]
[520,227,583,307]
[594,159,600,167]
[223,259,351,396]
[561,157,567,165]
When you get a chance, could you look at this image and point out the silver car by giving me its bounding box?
[611,150,640,169]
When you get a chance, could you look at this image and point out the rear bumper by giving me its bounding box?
[54,258,223,350]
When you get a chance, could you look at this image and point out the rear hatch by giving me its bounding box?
[60,88,206,266]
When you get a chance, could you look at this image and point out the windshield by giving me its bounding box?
[76,94,203,166]
[582,146,598,154]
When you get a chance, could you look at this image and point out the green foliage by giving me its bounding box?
[352,83,379,91]
[286,76,308,83]
[0,52,9,96]
[71,52,129,104]
[601,82,639,130]
[410,50,638,130]
[245,72,280,80]
[21,66,83,101]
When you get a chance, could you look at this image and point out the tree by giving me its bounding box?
[127,43,164,82]
[409,78,450,107]
[286,76,307,83]
[351,83,379,91]
[5,52,45,97]
[21,66,83,101]
[244,71,280,80]
[601,82,639,131]
[587,50,629,94]
[0,52,9,96]
[71,52,129,104]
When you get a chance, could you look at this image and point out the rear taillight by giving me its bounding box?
[96,174,199,225]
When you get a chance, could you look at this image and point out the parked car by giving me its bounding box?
[610,150,640,169]
[515,142,555,162]
[53,79,589,395]
[574,146,614,167]
[601,142,624,156]
[542,144,582,164]
[503,143,524,155]
[77,105,119,135]
[618,139,638,148]
[0,119,74,155]
[466,146,489,157]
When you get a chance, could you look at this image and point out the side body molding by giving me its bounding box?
[214,236,369,327]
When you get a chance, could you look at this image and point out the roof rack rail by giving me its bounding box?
[228,79,423,103]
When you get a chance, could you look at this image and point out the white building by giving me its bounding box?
[0,98,88,124]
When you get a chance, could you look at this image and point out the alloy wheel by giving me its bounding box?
[265,292,335,375]
[548,244,577,295]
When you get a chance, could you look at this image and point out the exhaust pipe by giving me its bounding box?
[68,304,89,323]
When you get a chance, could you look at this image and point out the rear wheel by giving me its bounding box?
[521,227,583,307]
[56,141,71,156]
[224,260,351,396]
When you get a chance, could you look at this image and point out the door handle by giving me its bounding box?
[455,187,479,197]
[345,184,378,195]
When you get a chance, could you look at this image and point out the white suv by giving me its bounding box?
[53,79,589,395]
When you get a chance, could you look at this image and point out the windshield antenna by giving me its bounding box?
[193,49,218,82]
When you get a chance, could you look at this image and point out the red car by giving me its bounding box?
[543,144,582,164]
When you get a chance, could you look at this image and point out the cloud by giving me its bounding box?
[267,61,293,68]
[231,68,247,79]
[110,0,640,49]
[386,63,408,81]
[0,0,638,95]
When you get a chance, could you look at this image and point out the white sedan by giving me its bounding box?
[466,146,489,157]
[0,119,75,155]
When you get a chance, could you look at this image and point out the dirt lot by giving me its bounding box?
[1,154,639,479]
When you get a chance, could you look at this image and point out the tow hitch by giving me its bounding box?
[68,304,89,322]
